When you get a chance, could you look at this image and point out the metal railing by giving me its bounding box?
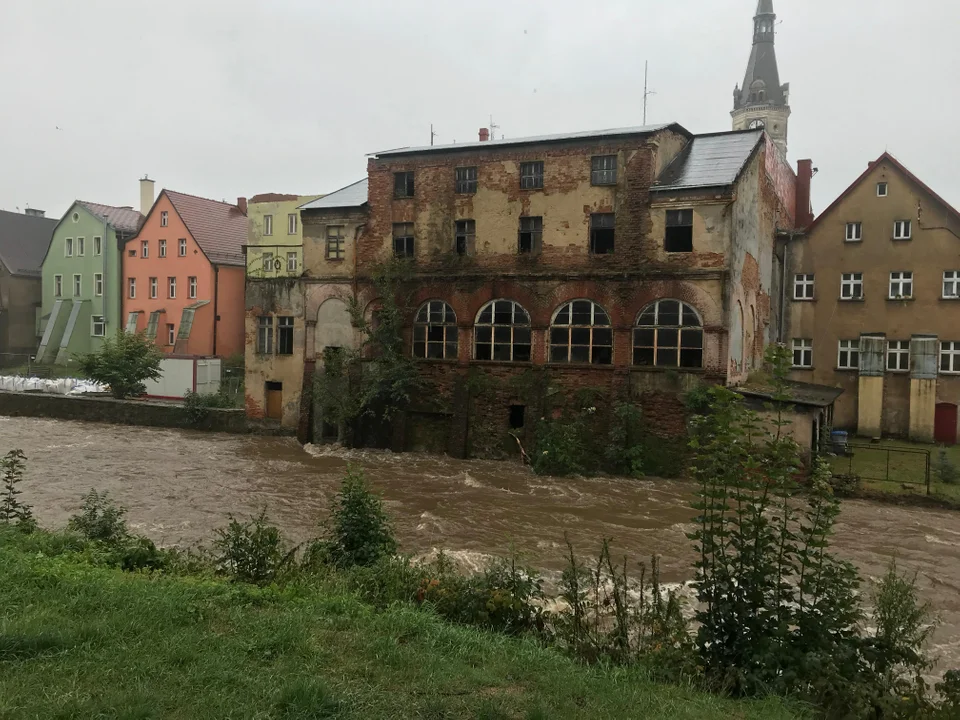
[839,443,931,494]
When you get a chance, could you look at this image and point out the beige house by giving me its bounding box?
[783,152,960,444]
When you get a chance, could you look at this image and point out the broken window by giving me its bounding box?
[455,166,478,194]
[413,300,458,360]
[591,155,617,185]
[257,316,274,354]
[665,209,694,253]
[509,405,526,429]
[474,299,531,362]
[393,223,415,259]
[518,216,542,255]
[549,300,613,365]
[277,316,294,355]
[455,219,475,256]
[520,161,544,190]
[633,299,703,368]
[590,213,615,254]
[394,171,415,198]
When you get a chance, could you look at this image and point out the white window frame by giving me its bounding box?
[159,239,167,258]
[793,273,815,300]
[894,220,912,240]
[91,315,105,337]
[263,214,273,236]
[93,236,102,256]
[837,339,859,370]
[77,237,85,256]
[262,252,274,272]
[877,182,888,197]
[94,273,103,297]
[54,274,62,297]
[189,276,197,299]
[168,277,176,299]
[72,274,82,297]
[792,338,813,369]
[840,272,863,300]
[160,211,168,227]
[178,238,187,256]
[943,271,960,299]
[141,240,149,258]
[167,323,175,346]
[149,277,158,299]
[845,222,862,242]
[889,271,913,299]
[941,342,960,374]
[288,213,297,235]
[887,340,911,372]
[128,277,136,299]
[65,237,73,257]
[286,252,297,272]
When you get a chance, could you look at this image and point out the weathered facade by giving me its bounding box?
[245,193,322,279]
[783,153,960,445]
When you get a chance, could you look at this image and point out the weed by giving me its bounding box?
[0,449,35,532]
[213,509,296,586]
[68,489,128,544]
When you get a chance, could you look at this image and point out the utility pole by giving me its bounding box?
[643,61,657,126]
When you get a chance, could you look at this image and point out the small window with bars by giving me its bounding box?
[393,223,415,258]
[455,166,477,194]
[519,161,544,190]
[591,155,617,186]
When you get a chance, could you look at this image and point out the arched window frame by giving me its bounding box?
[548,299,613,365]
[474,299,532,362]
[413,300,458,360]
[633,299,704,368]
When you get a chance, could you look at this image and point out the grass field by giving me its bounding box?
[830,439,960,503]
[0,535,804,720]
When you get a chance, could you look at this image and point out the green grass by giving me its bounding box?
[0,536,805,720]
[0,363,85,380]
[830,439,960,503]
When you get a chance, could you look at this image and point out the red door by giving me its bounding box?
[935,403,958,445]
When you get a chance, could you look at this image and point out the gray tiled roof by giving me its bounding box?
[372,124,683,158]
[738,380,844,409]
[652,130,764,192]
[0,209,57,276]
[77,201,145,234]
[299,179,368,210]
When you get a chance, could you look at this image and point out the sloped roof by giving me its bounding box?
[652,130,764,192]
[299,179,368,210]
[0,209,57,276]
[249,193,300,203]
[738,380,844,409]
[164,190,247,266]
[77,201,144,234]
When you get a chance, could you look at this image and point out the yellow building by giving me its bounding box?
[245,193,322,279]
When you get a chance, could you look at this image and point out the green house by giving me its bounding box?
[36,202,143,364]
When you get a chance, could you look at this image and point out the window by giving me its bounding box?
[519,161,544,190]
[941,342,960,373]
[73,274,81,297]
[160,211,168,226]
[288,213,297,235]
[286,252,297,272]
[93,236,102,256]
[167,323,175,346]
[159,239,166,258]
[455,219,475,256]
[168,277,176,299]
[277,317,294,355]
[189,276,197,299]
[792,339,813,368]
[590,213,615,254]
[944,271,960,299]
[413,300,458,360]
[794,273,815,300]
[141,240,149,258]
[261,215,274,236]
[65,238,73,257]
[257,316,274,354]
[393,223,414,258]
[474,300,531,362]
[591,155,617,186]
[549,300,613,364]
[841,272,863,300]
[77,237,85,256]
[455,166,477,194]
[665,209,694,253]
[325,226,345,260]
[54,274,62,297]
[178,238,187,256]
[518,216,542,254]
[887,340,910,371]
[262,252,274,272]
[394,171,415,198]
[128,249,136,257]
[894,220,912,240]
[92,316,105,337]
[94,273,103,297]
[845,222,862,242]
[889,271,913,299]
[877,182,888,197]
[128,277,136,299]
[149,277,158,299]
[634,299,703,368]
[838,339,860,369]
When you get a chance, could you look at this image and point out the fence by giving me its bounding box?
[837,443,931,494]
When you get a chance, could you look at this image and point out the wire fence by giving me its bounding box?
[836,443,931,494]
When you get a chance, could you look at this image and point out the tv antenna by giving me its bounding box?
[643,61,657,125]
[430,123,438,146]
[489,114,501,140]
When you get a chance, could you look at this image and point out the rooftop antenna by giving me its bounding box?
[430,123,437,146]
[643,61,657,125]
[489,114,501,140]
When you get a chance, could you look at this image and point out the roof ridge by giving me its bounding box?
[77,199,141,213]
[164,189,240,207]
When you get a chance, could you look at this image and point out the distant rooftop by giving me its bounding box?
[0,209,57,277]
[77,201,144,234]
[299,179,368,210]
[372,123,688,158]
[653,130,764,192]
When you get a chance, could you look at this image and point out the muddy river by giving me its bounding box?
[3,416,959,673]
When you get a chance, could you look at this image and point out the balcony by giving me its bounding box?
[245,244,304,279]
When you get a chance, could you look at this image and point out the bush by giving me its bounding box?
[213,510,295,586]
[829,472,861,498]
[1,449,36,532]
[934,448,959,485]
[76,330,162,399]
[531,412,588,476]
[68,490,129,544]
[182,390,237,425]
[316,467,397,569]
[604,403,645,478]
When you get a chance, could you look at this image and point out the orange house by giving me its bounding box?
[122,189,247,357]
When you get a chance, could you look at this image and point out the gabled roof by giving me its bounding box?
[77,201,144,234]
[163,190,247,266]
[0,209,57,277]
[299,179,368,210]
[652,130,764,192]
[805,152,960,235]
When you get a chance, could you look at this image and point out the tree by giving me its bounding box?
[76,331,163,399]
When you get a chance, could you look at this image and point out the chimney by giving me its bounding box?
[795,159,814,229]
[139,175,155,216]
[237,197,247,215]
[478,127,490,142]
[24,208,45,218]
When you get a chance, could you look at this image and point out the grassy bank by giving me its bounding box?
[0,534,802,720]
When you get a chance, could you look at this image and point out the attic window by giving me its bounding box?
[877,182,888,197]
[160,211,168,227]
[72,212,79,222]
[665,209,694,253]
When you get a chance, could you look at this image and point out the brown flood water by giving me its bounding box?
[4,416,960,673]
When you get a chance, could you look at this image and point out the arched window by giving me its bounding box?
[475,300,531,362]
[634,299,703,368]
[549,300,612,364]
[413,300,458,360]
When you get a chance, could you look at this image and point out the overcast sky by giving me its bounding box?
[2,0,958,219]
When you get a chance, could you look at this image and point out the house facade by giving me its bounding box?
[123,190,246,358]
[37,200,143,364]
[784,153,960,445]
[245,193,322,279]
[0,208,56,363]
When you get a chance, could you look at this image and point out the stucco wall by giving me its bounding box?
[246,195,321,278]
[215,265,245,357]
[0,269,41,356]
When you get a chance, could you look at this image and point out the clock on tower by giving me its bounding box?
[748,119,765,129]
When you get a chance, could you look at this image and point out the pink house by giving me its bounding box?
[123,189,247,357]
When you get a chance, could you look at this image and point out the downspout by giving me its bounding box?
[213,265,219,356]
[102,217,109,330]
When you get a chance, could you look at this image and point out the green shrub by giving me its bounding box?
[1,449,35,532]
[213,510,295,586]
[316,467,397,569]
[531,413,588,476]
[68,490,129,544]
[604,403,645,478]
[829,472,861,497]
[75,330,163,399]
[934,448,959,485]
[683,382,713,414]
[182,390,237,425]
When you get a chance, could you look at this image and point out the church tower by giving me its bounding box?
[732,0,790,156]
